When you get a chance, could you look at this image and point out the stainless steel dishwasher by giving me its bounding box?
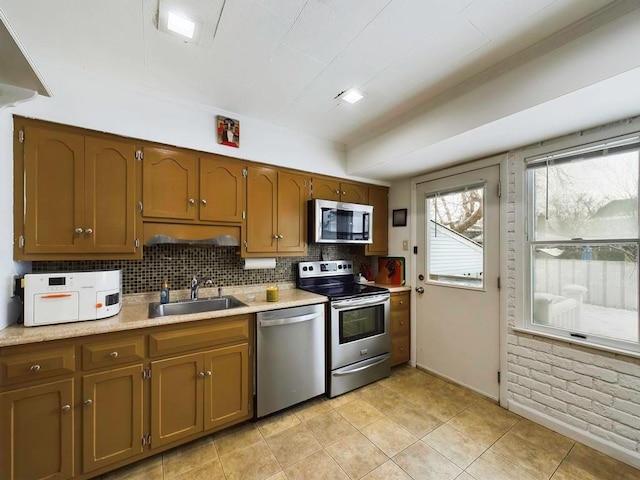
[256,303,325,417]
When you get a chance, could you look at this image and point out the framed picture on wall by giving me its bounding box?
[216,116,240,148]
[392,208,407,227]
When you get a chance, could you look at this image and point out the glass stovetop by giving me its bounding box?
[300,283,389,300]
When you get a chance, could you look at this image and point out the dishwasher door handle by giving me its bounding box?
[332,354,391,376]
[259,312,324,327]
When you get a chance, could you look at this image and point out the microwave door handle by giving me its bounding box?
[332,296,389,309]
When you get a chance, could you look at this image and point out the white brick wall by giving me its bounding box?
[507,151,640,455]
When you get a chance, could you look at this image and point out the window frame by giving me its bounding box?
[523,133,640,354]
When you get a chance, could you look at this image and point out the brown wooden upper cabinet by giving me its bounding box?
[15,119,141,260]
[366,186,389,256]
[244,166,310,256]
[312,178,368,204]
[142,149,245,224]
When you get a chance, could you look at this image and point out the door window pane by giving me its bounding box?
[427,186,484,288]
[532,243,638,343]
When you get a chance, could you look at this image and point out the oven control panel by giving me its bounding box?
[298,260,353,278]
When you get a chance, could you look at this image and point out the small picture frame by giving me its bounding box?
[216,116,240,148]
[392,208,407,227]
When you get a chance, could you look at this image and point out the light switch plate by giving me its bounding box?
[402,240,409,251]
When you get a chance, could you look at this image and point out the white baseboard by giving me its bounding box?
[509,400,640,470]
[415,362,499,402]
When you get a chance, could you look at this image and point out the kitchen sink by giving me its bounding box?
[148,296,247,318]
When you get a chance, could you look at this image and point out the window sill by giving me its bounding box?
[510,326,640,361]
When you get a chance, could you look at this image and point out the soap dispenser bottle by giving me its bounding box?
[160,278,170,304]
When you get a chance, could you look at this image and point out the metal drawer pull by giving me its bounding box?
[205,371,212,376]
[259,312,323,327]
[30,364,41,372]
[109,351,119,358]
[333,354,391,376]
[399,301,404,305]
[84,399,93,406]
[61,404,71,412]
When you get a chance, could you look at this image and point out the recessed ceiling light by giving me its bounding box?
[340,88,365,104]
[167,11,195,39]
[158,1,204,44]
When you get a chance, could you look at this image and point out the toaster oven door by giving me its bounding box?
[29,292,80,326]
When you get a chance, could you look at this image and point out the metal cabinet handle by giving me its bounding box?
[278,235,284,239]
[399,301,404,305]
[342,191,346,195]
[30,364,41,372]
[84,399,93,406]
[273,235,279,239]
[335,190,340,195]
[416,287,425,294]
[85,228,93,235]
[188,198,195,206]
[400,321,404,325]
[205,371,212,377]
[201,199,207,205]
[198,372,205,378]
[109,351,119,358]
[75,227,84,234]
[61,404,71,412]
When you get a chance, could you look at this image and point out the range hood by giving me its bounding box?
[143,223,240,247]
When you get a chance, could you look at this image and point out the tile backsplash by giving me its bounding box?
[32,244,370,294]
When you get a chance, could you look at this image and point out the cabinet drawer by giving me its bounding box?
[391,309,410,336]
[391,336,410,366]
[0,346,75,386]
[390,292,409,310]
[82,336,145,370]
[149,318,249,358]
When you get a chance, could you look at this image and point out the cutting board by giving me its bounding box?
[375,257,405,285]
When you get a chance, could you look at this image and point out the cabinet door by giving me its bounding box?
[312,178,340,201]
[277,171,309,254]
[366,186,389,256]
[340,182,367,204]
[245,166,278,253]
[200,155,245,223]
[23,125,84,254]
[150,353,203,449]
[0,379,74,480]
[84,137,139,254]
[82,365,144,473]
[142,147,197,220]
[204,344,249,431]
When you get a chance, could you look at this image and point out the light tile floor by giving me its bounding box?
[97,366,640,480]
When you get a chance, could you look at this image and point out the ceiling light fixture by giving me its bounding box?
[338,88,365,104]
[158,0,204,44]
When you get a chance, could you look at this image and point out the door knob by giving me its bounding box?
[415,287,425,294]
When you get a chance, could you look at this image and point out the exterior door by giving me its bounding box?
[199,155,245,223]
[245,166,278,253]
[204,344,249,430]
[416,164,500,400]
[0,379,74,480]
[82,365,144,473]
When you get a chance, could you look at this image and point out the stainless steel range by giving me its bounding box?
[297,260,391,397]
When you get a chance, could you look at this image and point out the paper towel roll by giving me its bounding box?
[243,258,276,270]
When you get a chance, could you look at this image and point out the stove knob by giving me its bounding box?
[338,265,342,269]
[303,266,307,271]
[309,266,314,271]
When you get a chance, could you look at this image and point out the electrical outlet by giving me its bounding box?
[402,240,409,251]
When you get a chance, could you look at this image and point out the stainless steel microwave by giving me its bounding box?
[309,199,373,244]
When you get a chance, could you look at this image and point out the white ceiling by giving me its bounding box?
[2,0,638,179]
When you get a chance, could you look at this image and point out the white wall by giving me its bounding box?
[0,66,386,328]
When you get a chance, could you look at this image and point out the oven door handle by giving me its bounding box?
[259,312,323,327]
[332,354,391,376]
[332,295,389,309]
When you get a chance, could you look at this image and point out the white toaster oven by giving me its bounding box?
[24,270,122,327]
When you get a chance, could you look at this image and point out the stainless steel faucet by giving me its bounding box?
[190,275,213,300]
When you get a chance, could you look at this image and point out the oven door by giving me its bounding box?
[330,294,390,369]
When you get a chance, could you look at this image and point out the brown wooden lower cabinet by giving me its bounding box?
[82,365,144,473]
[0,378,74,480]
[390,291,411,366]
[0,314,253,480]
